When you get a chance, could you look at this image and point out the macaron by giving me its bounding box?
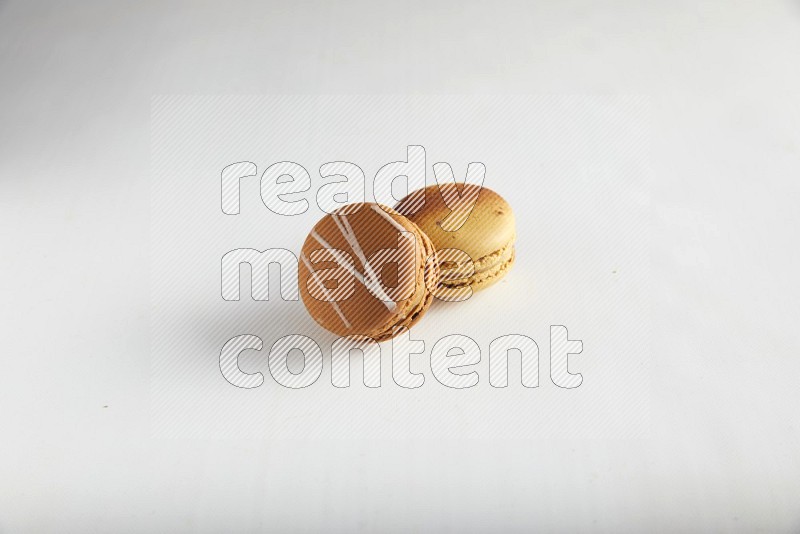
[299,203,439,341]
[395,184,515,294]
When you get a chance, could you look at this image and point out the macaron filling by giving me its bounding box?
[440,240,515,289]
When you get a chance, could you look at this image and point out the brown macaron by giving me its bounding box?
[395,184,515,294]
[299,203,439,341]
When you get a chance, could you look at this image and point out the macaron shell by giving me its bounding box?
[299,203,438,341]
[396,185,515,291]
[371,227,438,340]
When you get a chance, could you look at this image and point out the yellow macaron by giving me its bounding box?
[395,184,515,294]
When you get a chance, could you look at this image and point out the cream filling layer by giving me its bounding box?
[440,240,515,287]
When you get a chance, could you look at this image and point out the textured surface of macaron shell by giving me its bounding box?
[299,203,438,341]
[396,184,515,291]
[396,184,515,263]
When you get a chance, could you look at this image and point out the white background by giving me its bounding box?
[1,1,799,532]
